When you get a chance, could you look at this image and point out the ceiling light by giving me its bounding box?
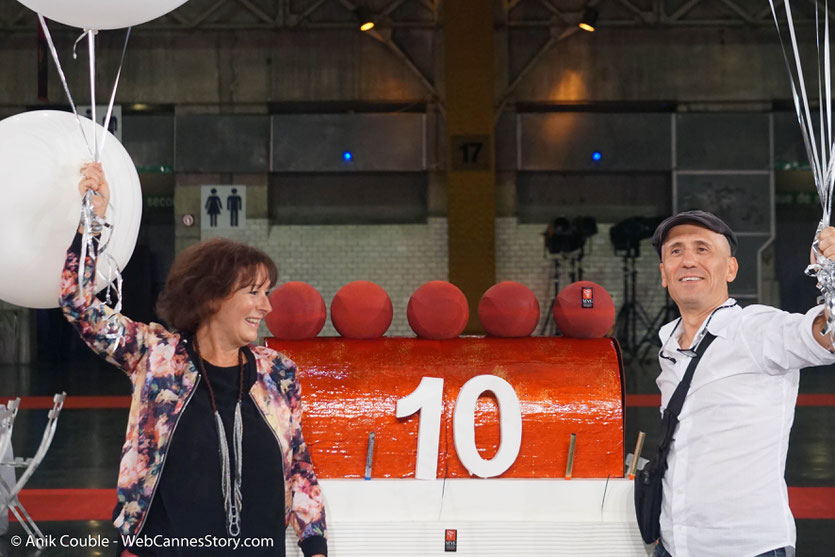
[579,7,598,32]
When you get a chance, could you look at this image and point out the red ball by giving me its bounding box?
[407,281,469,340]
[331,281,393,339]
[553,281,615,339]
[265,282,327,340]
[478,281,540,337]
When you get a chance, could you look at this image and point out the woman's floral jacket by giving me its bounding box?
[59,236,327,549]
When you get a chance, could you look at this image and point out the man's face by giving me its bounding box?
[659,224,738,313]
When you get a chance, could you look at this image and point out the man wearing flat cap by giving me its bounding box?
[648,210,835,557]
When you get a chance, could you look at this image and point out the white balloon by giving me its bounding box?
[0,110,142,309]
[17,0,189,30]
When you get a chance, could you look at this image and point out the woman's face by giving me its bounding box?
[207,266,273,348]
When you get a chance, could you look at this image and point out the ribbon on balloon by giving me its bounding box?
[769,0,835,348]
[78,189,124,345]
[37,14,131,332]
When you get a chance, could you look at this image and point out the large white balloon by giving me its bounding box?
[17,0,188,30]
[0,110,142,309]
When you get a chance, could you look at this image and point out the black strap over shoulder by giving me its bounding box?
[634,329,718,544]
[658,332,717,452]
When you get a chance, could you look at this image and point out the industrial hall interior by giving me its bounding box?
[1,0,835,556]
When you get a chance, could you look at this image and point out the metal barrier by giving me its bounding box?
[0,393,66,541]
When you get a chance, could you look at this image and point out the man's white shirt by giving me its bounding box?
[656,299,835,557]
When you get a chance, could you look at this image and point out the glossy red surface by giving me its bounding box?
[266,337,624,479]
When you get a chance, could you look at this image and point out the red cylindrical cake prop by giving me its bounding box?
[265,281,327,340]
[266,337,624,479]
[478,281,540,337]
[407,281,469,340]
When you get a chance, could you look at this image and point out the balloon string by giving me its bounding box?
[36,15,93,159]
[827,0,833,166]
[79,192,124,334]
[37,18,130,163]
[784,0,824,184]
[771,0,835,346]
[768,2,820,195]
[100,27,132,157]
[78,191,94,300]
[87,30,98,162]
[37,16,128,327]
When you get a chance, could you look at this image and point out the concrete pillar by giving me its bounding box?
[443,0,496,332]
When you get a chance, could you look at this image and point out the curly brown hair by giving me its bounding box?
[156,237,278,334]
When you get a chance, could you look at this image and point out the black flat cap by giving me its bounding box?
[651,210,738,258]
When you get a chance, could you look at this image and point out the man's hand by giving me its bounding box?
[813,226,835,265]
[78,162,110,219]
[812,226,835,350]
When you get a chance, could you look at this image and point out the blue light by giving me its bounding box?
[592,151,602,161]
[343,151,353,162]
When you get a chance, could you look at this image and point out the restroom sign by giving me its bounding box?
[201,185,247,230]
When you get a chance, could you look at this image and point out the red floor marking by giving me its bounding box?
[796,394,835,406]
[0,396,130,409]
[10,489,115,522]
[8,487,835,521]
[789,487,835,519]
[625,394,835,407]
[625,394,660,407]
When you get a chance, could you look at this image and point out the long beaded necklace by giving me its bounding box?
[193,338,244,537]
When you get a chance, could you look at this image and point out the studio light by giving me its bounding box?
[609,216,663,257]
[543,216,598,255]
[579,7,598,32]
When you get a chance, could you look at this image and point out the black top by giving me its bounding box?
[128,350,286,556]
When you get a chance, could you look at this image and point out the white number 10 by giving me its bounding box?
[395,375,523,479]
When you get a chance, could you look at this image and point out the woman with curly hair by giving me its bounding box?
[61,163,327,557]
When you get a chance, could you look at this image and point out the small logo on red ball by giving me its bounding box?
[581,287,594,308]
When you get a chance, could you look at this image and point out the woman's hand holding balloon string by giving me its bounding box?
[80,162,110,216]
[78,161,110,217]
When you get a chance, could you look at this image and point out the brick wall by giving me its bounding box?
[203,218,449,337]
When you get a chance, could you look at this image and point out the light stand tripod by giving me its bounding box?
[613,245,655,358]
[540,216,597,336]
[633,291,679,361]
[540,248,585,336]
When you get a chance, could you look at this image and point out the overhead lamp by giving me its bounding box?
[355,7,375,31]
[579,7,598,32]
